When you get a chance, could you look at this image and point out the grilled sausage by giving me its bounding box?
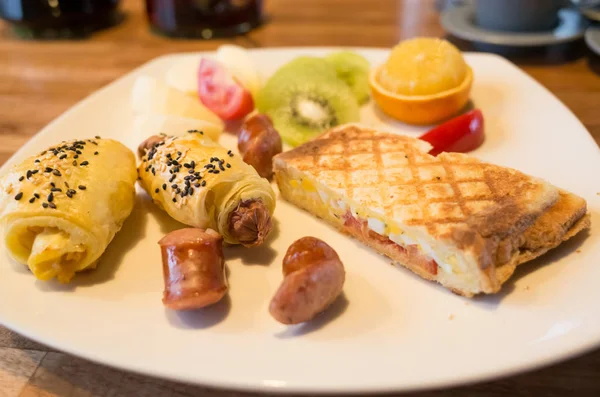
[138,135,166,159]
[269,237,345,324]
[238,113,282,178]
[158,228,227,310]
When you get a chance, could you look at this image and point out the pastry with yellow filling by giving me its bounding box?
[0,138,137,283]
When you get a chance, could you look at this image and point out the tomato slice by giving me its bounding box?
[419,109,485,156]
[197,58,254,121]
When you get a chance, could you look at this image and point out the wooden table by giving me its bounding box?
[1,0,599,396]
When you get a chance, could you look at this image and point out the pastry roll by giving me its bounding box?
[138,132,276,246]
[0,138,137,283]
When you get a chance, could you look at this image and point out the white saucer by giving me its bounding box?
[585,26,600,55]
[442,6,589,47]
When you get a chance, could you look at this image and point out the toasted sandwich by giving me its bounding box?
[273,124,590,297]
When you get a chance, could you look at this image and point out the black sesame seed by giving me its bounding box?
[26,170,32,179]
[190,161,195,168]
[51,188,62,192]
[151,168,156,176]
[34,159,40,163]
[78,185,86,190]
[170,183,177,189]
[73,160,77,166]
[29,197,35,203]
[172,198,177,203]
[175,188,181,194]
[34,193,40,199]
[94,151,99,155]
[95,135,101,139]
[172,160,179,166]
[50,182,55,187]
[18,176,24,181]
[52,170,61,176]
[74,155,79,159]
[59,154,67,160]
[66,191,73,198]
[42,203,49,208]
[177,151,182,156]
[185,180,191,187]
[227,150,232,155]
[162,183,167,190]
[14,192,23,201]
[194,183,200,188]
[169,175,176,182]
[214,170,220,174]
[47,193,54,202]
[219,164,225,171]
[228,152,234,157]
[166,153,172,158]
[91,141,98,145]
[188,169,195,174]
[155,188,159,193]
[201,180,206,187]
[40,151,47,155]
[189,189,194,196]
[76,150,82,155]
[64,182,70,188]
[48,202,56,209]
[44,167,52,173]
[31,170,39,175]
[183,163,191,169]
[226,163,231,168]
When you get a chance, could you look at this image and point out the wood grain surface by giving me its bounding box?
[1,0,600,396]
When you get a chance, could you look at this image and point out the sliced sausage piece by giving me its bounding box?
[269,237,345,324]
[158,228,227,310]
[238,113,282,178]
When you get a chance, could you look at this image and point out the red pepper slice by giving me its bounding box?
[419,109,485,156]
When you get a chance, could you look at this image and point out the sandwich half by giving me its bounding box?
[273,124,590,297]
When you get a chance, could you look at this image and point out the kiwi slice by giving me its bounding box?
[258,70,359,147]
[325,51,371,105]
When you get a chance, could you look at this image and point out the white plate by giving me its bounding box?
[1,48,600,394]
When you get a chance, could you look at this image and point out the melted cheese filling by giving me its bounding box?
[289,177,463,275]
[27,228,86,283]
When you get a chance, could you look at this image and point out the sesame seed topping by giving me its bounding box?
[94,152,99,155]
[18,176,24,181]
[29,197,35,203]
[80,161,89,166]
[47,193,54,202]
[64,182,69,188]
[48,202,56,209]
[31,170,39,175]
[78,185,86,190]
[74,155,79,159]
[52,170,61,176]
[219,164,225,171]
[44,167,53,173]
[76,150,82,155]
[59,154,67,160]
[95,135,101,139]
[155,188,159,193]
[171,183,177,188]
[42,203,48,208]
[51,188,62,192]
[14,192,23,201]
[183,163,191,168]
[214,170,220,174]
[201,180,206,187]
[172,198,176,203]
[226,163,231,168]
[169,175,176,182]
[73,160,77,166]
[188,169,194,174]
[162,183,167,190]
[34,193,40,199]
[34,159,40,164]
